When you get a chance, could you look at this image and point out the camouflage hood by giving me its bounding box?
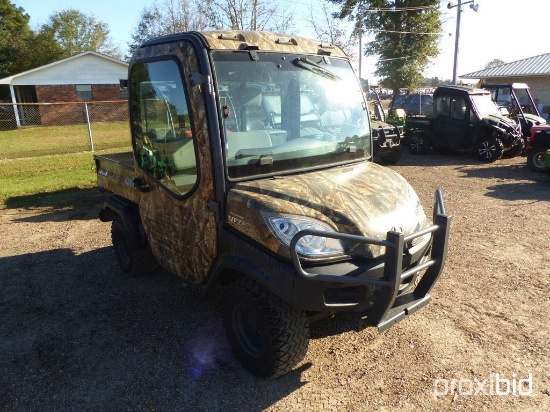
[225,161,429,260]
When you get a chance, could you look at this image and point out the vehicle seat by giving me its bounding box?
[226,130,273,159]
[241,86,266,131]
[321,110,347,127]
[263,93,282,128]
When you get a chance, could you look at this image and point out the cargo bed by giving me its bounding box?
[94,152,140,204]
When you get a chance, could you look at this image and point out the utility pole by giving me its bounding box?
[447,1,479,85]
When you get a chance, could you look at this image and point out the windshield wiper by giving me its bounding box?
[292,57,341,81]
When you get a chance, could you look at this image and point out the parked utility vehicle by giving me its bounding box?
[406,85,523,162]
[94,31,450,378]
[367,86,403,164]
[526,125,550,172]
[482,83,546,138]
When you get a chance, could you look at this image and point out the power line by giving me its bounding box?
[370,28,440,35]
[289,0,438,14]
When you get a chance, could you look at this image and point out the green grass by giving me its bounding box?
[0,122,132,209]
[0,122,131,159]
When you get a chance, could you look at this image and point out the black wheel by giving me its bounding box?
[475,137,503,162]
[111,219,158,276]
[409,133,430,155]
[379,147,402,165]
[527,148,549,172]
[222,278,309,378]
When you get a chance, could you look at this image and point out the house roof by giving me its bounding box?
[461,53,550,79]
[0,51,128,85]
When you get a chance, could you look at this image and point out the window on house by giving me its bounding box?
[119,79,128,99]
[76,85,93,100]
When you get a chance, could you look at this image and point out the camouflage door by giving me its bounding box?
[129,40,217,284]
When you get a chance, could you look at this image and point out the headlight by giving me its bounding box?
[265,215,346,257]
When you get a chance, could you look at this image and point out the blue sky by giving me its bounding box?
[12,0,550,81]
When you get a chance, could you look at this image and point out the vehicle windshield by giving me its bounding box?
[212,51,371,179]
[513,88,539,115]
[471,94,501,118]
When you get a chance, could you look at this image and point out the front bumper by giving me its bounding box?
[290,189,451,332]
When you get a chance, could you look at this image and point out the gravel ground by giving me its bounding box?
[1,150,549,411]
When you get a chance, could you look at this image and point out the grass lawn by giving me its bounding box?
[0,122,131,159]
[0,122,132,209]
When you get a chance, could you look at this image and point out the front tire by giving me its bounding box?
[476,136,503,162]
[503,138,524,158]
[379,147,402,164]
[409,133,430,155]
[527,148,548,172]
[222,278,309,378]
[111,219,158,276]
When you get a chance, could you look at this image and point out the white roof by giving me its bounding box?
[0,51,128,86]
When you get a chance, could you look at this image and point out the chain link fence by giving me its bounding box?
[0,101,130,151]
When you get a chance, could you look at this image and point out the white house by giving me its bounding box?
[0,51,128,127]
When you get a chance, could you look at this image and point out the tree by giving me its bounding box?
[15,31,65,73]
[127,1,213,59]
[484,59,505,69]
[40,9,122,59]
[423,76,451,87]
[127,5,165,59]
[127,0,294,58]
[209,0,290,31]
[0,0,33,77]
[330,0,442,94]
[309,1,357,59]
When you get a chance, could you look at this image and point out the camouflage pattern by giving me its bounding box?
[95,152,141,205]
[198,31,347,57]
[131,40,217,284]
[225,161,429,261]
[108,31,422,282]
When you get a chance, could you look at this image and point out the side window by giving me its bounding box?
[130,59,198,196]
[450,96,467,119]
[436,96,451,116]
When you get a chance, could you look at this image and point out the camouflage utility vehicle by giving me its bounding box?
[406,85,523,162]
[94,31,451,378]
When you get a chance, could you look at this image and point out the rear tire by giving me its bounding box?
[527,148,548,172]
[111,219,158,276]
[476,136,503,162]
[222,278,309,378]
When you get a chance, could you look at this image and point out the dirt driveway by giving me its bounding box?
[1,151,549,411]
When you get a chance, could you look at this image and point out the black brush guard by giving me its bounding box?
[290,189,451,333]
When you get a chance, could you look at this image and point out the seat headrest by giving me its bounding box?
[242,86,262,107]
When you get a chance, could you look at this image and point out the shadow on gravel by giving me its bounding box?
[0,246,308,410]
[5,188,106,223]
[457,163,550,201]
[392,149,477,168]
